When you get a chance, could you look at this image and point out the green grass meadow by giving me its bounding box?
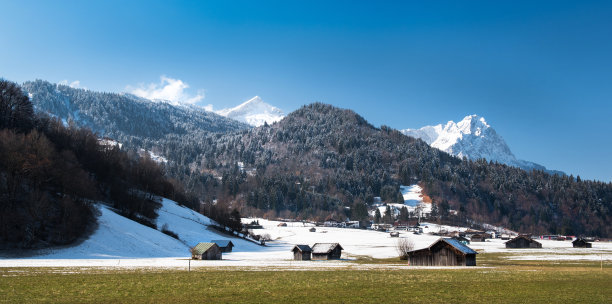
[1,254,610,303]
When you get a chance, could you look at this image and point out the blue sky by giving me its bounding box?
[1,1,611,182]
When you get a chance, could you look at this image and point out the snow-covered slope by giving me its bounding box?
[216,96,285,126]
[30,198,258,259]
[401,115,558,173]
[371,184,431,218]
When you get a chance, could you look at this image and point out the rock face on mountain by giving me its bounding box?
[216,96,285,127]
[402,115,559,173]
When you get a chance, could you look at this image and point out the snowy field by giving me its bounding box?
[2,198,611,269]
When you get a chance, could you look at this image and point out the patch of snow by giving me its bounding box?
[369,184,430,217]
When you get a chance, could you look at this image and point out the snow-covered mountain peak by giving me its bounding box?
[216,96,285,127]
[401,115,559,173]
[455,114,489,136]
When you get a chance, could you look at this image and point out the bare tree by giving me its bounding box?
[259,233,272,245]
[396,237,415,260]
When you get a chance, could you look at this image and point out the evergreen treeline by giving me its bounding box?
[20,80,612,237]
[0,80,195,248]
[186,103,611,236]
[22,80,250,151]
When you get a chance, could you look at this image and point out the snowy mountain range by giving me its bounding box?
[216,96,285,127]
[401,115,562,174]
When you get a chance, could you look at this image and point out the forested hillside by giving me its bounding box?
[0,80,195,249]
[189,103,611,236]
[22,80,250,150]
[15,80,612,237]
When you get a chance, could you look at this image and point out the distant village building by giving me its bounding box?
[470,234,488,242]
[572,238,592,248]
[292,245,312,260]
[245,220,263,229]
[191,242,222,260]
[505,235,542,248]
[407,238,477,266]
[311,243,343,260]
[324,220,344,227]
[309,227,316,232]
[501,234,511,240]
[390,232,400,237]
[345,221,360,228]
[211,240,234,252]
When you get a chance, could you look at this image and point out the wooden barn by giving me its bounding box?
[505,235,542,248]
[292,245,312,260]
[572,238,592,248]
[407,238,478,266]
[191,242,222,260]
[211,240,235,252]
[311,243,343,260]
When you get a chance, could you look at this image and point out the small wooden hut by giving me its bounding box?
[292,245,312,260]
[211,240,235,252]
[309,227,316,232]
[311,243,343,260]
[470,234,487,242]
[572,238,592,248]
[505,235,542,248]
[191,242,222,260]
[407,238,477,266]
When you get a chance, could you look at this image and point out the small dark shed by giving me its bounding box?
[292,245,312,260]
[470,234,487,242]
[191,242,222,260]
[311,243,343,260]
[505,235,542,248]
[408,238,477,266]
[390,232,400,237]
[572,238,592,248]
[309,227,316,232]
[211,240,235,252]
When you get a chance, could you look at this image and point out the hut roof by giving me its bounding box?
[211,240,234,248]
[572,238,591,244]
[441,238,478,254]
[312,243,343,254]
[292,245,312,253]
[506,235,541,245]
[192,242,218,255]
[409,238,477,255]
